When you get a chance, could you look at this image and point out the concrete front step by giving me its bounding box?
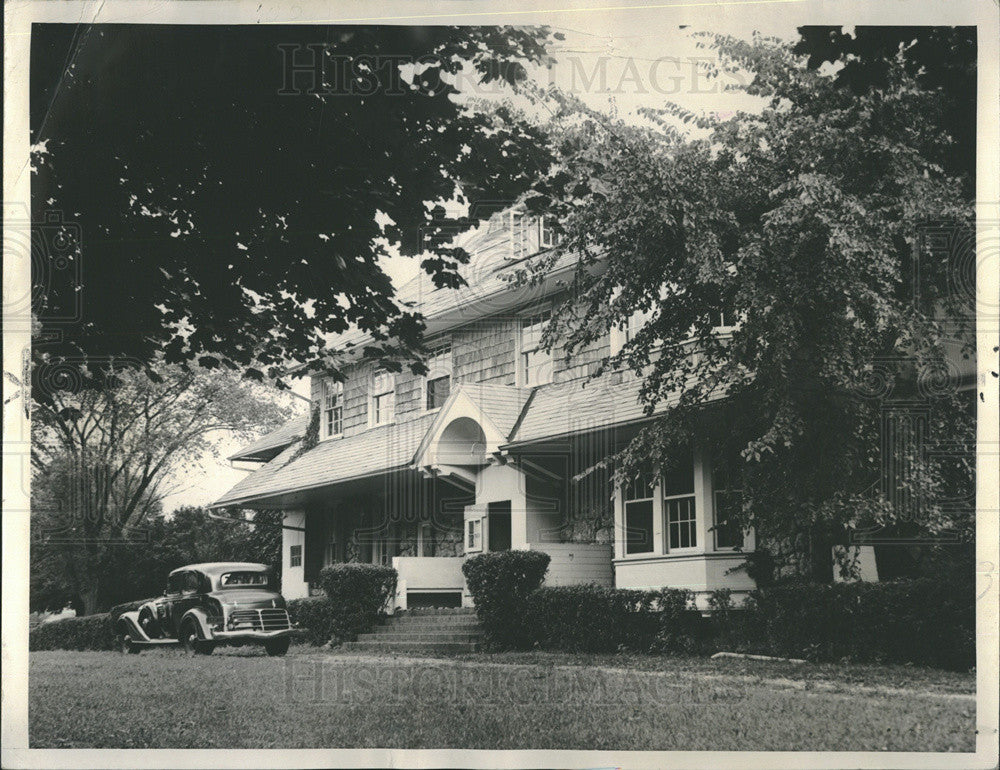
[356,631,482,643]
[375,620,481,632]
[397,607,477,616]
[342,640,479,654]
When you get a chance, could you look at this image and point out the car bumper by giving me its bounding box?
[208,628,296,641]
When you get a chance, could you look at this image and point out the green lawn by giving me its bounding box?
[30,648,975,751]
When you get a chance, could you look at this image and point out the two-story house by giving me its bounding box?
[211,210,759,609]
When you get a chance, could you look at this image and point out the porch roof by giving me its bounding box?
[227,414,310,462]
[503,370,720,447]
[212,412,437,508]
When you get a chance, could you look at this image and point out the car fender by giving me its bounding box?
[180,607,216,640]
[115,611,150,642]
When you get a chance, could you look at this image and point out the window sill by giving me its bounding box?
[318,433,344,443]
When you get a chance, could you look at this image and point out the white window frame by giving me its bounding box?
[320,379,344,440]
[622,475,656,556]
[369,368,396,427]
[517,307,553,387]
[538,215,559,249]
[421,339,453,413]
[289,544,302,568]
[662,456,698,553]
[465,518,483,553]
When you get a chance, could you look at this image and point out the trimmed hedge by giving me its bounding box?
[29,613,116,651]
[286,597,339,646]
[462,550,550,649]
[729,577,974,670]
[525,585,705,653]
[314,563,398,645]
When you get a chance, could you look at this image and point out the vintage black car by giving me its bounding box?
[115,562,293,656]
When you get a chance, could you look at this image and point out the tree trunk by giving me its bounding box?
[79,584,101,616]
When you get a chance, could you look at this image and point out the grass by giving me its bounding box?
[30,647,975,751]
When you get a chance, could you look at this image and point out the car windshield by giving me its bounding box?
[220,571,269,587]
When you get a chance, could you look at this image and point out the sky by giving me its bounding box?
[160,17,804,512]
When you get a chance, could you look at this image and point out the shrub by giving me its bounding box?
[462,550,550,649]
[525,585,659,652]
[723,576,974,670]
[524,585,704,654]
[286,597,340,646]
[29,614,116,651]
[316,563,397,644]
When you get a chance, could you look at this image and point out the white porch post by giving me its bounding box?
[613,485,625,560]
[281,509,309,599]
[694,444,713,553]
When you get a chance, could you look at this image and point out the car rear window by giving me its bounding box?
[220,571,269,587]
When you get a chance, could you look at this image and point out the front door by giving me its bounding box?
[487,501,512,552]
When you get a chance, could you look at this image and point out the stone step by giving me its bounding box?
[341,640,479,654]
[356,631,482,643]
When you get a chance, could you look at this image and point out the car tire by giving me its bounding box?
[264,637,290,657]
[116,631,141,654]
[180,622,213,656]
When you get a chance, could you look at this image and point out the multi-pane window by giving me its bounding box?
[424,341,452,410]
[371,369,395,425]
[663,452,697,550]
[466,519,482,552]
[539,216,559,249]
[626,307,655,343]
[713,459,744,549]
[322,379,343,439]
[289,544,302,567]
[623,475,655,555]
[520,310,552,386]
[511,211,530,259]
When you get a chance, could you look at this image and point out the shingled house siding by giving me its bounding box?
[554,333,611,383]
[454,318,518,385]
[396,369,423,417]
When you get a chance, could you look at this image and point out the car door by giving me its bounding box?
[168,571,202,635]
[158,573,184,636]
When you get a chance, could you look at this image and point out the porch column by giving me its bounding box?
[281,509,309,599]
[694,444,713,553]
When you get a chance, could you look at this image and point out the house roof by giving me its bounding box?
[503,370,724,447]
[228,415,311,462]
[212,412,437,508]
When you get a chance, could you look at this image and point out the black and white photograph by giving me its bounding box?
[2,1,998,767]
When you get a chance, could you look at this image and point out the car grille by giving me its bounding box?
[227,608,290,631]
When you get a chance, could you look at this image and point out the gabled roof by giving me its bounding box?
[228,415,310,462]
[212,412,437,508]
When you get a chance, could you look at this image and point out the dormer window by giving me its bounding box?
[508,210,560,260]
[539,215,559,249]
[370,369,395,426]
[424,340,452,411]
[321,379,343,439]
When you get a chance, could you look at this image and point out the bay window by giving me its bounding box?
[623,475,655,555]
[663,452,696,550]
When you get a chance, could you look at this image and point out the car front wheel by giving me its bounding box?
[264,637,290,657]
[181,622,214,656]
[116,631,141,654]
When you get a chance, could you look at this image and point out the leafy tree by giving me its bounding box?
[31,363,291,614]
[30,25,558,395]
[524,33,974,577]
